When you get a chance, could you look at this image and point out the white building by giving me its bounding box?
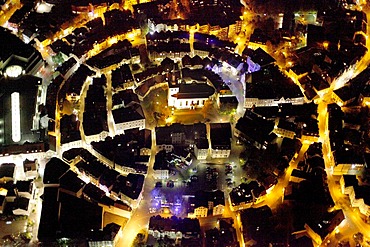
[112,104,146,135]
[244,97,306,108]
[153,169,169,180]
[168,81,216,110]
[194,140,209,160]
[244,65,305,108]
[210,123,231,159]
[340,175,370,217]
[332,146,365,175]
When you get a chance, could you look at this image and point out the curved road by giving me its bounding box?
[118,129,157,246]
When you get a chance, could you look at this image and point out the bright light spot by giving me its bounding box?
[109,37,118,45]
[323,41,329,49]
[11,92,21,142]
[127,33,135,40]
[5,65,23,78]
[35,2,53,13]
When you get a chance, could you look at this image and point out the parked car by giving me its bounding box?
[226,171,233,176]
[227,181,235,188]
[167,180,174,188]
[155,182,163,188]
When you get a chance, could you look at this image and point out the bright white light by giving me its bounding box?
[11,92,21,142]
[36,2,53,13]
[5,65,23,78]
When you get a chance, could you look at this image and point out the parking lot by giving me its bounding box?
[148,151,245,217]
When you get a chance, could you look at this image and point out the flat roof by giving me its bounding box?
[0,75,42,147]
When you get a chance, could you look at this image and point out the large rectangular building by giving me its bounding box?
[0,27,46,155]
[0,75,45,155]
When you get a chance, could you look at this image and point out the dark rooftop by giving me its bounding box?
[190,190,225,209]
[88,223,121,242]
[240,205,273,245]
[156,123,207,146]
[112,103,145,124]
[59,170,86,193]
[111,173,145,200]
[58,191,103,239]
[248,47,276,67]
[0,163,15,179]
[342,175,358,188]
[0,75,43,149]
[76,159,107,180]
[173,82,215,99]
[38,187,59,242]
[112,89,140,107]
[43,157,70,184]
[15,180,33,193]
[149,215,201,237]
[334,145,364,166]
[235,110,275,146]
[83,111,108,136]
[210,123,232,149]
[334,84,359,103]
[277,119,297,132]
[245,65,303,100]
[229,181,262,206]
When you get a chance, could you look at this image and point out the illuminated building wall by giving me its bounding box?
[244,97,305,108]
[11,92,21,143]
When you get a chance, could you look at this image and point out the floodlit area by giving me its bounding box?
[35,2,53,13]
[2,0,370,246]
[11,92,21,143]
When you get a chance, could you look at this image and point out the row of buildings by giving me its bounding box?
[0,161,38,217]
[39,157,126,246]
[153,122,231,179]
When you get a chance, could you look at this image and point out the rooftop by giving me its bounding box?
[59,191,103,239]
[334,145,364,165]
[333,84,358,103]
[210,123,232,149]
[83,111,108,136]
[248,47,276,67]
[0,75,43,148]
[245,65,303,100]
[0,27,42,72]
[88,223,121,242]
[180,82,215,99]
[0,163,15,179]
[59,170,86,193]
[43,157,70,184]
[111,173,145,200]
[189,190,225,209]
[149,215,201,236]
[277,119,297,132]
[342,175,358,188]
[112,89,139,109]
[112,103,145,124]
[229,181,262,205]
[235,111,275,145]
[156,123,207,145]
